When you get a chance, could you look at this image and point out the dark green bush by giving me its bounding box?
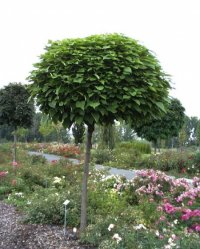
[24,187,81,226]
[136,151,200,175]
[117,141,151,154]
[28,154,47,165]
[92,149,114,164]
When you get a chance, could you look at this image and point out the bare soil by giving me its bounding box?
[0,201,94,249]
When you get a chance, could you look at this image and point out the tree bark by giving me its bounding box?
[171,137,174,149]
[80,124,94,232]
[154,141,157,154]
[13,130,17,162]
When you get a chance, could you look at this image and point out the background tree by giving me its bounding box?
[28,33,170,231]
[27,112,43,142]
[0,124,13,142]
[117,122,136,142]
[178,124,188,149]
[98,124,116,150]
[134,98,185,152]
[0,83,34,162]
[39,115,55,142]
[15,128,29,142]
[72,123,85,145]
[196,120,200,149]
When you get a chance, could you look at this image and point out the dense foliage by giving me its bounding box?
[28,33,171,230]
[0,83,34,129]
[135,98,185,146]
[28,33,170,127]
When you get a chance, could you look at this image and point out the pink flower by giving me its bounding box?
[159,216,166,221]
[0,171,8,178]
[187,200,193,206]
[51,160,58,164]
[12,161,18,166]
[157,206,163,212]
[171,234,177,240]
[195,225,200,231]
[163,203,177,214]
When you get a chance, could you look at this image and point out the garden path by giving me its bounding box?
[28,151,138,180]
[28,151,194,185]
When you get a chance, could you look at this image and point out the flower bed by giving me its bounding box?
[24,142,81,158]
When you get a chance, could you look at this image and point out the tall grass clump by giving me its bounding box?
[117,141,151,154]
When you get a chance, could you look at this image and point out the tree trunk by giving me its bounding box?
[13,130,17,162]
[154,141,157,154]
[171,137,174,149]
[157,138,161,153]
[80,124,94,232]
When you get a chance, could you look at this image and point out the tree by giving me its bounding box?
[196,120,200,148]
[0,83,34,162]
[28,33,170,231]
[72,123,85,145]
[15,127,29,142]
[27,112,43,142]
[39,115,55,141]
[178,124,188,149]
[134,98,185,152]
[117,122,136,142]
[98,124,116,149]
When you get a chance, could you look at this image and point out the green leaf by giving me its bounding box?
[94,73,100,79]
[76,101,85,110]
[49,101,56,108]
[123,67,132,74]
[155,102,166,112]
[75,116,83,125]
[95,86,104,91]
[88,101,100,109]
[134,99,140,105]
[123,95,131,100]
[107,105,117,113]
[73,77,83,83]
[130,91,137,97]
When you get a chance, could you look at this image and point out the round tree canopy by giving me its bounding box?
[0,83,34,129]
[28,33,171,128]
[134,98,185,142]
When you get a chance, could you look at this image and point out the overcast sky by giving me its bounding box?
[0,0,199,117]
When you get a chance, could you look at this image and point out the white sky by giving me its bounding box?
[0,0,200,117]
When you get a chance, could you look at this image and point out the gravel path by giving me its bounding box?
[0,201,94,249]
[28,151,138,180]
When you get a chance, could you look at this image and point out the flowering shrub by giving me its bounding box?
[25,142,81,158]
[137,151,200,175]
[112,169,200,237]
[1,143,200,248]
[45,144,80,157]
[0,171,8,178]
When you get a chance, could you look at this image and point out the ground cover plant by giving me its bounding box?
[0,143,199,248]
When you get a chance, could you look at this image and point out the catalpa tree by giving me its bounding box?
[28,33,171,231]
[135,98,185,151]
